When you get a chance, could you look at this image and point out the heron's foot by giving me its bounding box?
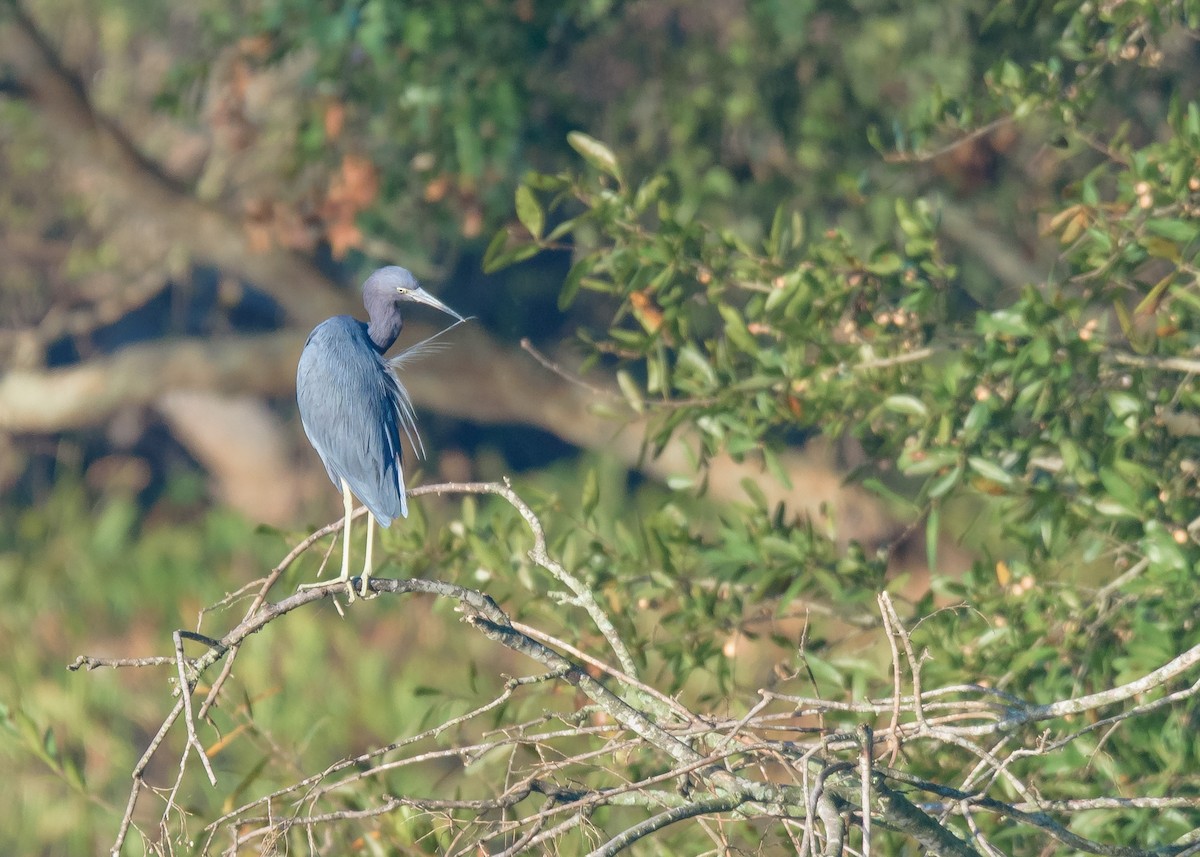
[298,576,357,604]
[355,572,379,600]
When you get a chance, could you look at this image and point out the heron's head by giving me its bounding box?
[364,266,464,322]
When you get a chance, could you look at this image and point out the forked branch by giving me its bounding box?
[71,482,1200,857]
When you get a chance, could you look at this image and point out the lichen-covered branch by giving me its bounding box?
[71,481,1200,856]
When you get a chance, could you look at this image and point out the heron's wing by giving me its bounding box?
[376,376,410,519]
[297,317,410,524]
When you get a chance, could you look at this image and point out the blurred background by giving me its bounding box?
[2,1,1197,853]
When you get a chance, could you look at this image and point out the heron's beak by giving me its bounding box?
[401,286,465,322]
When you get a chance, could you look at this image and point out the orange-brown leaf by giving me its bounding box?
[461,204,483,238]
[424,174,451,203]
[326,218,363,259]
[323,101,346,141]
[337,154,379,209]
[629,290,664,333]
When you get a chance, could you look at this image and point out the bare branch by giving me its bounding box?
[70,480,1200,857]
[433,481,640,680]
[171,631,217,787]
[1112,351,1200,375]
[882,117,1016,165]
[1029,641,1200,723]
[586,795,750,857]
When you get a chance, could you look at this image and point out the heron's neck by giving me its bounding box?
[367,313,402,353]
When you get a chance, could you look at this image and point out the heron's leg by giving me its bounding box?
[358,511,377,599]
[338,479,357,601]
[299,479,356,601]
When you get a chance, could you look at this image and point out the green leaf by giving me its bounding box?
[899,448,960,476]
[1013,380,1046,415]
[558,255,590,310]
[483,243,539,274]
[514,185,544,240]
[544,218,577,243]
[567,131,623,183]
[762,445,793,489]
[967,456,1014,487]
[226,755,271,808]
[801,653,846,691]
[1144,218,1198,244]
[960,401,993,440]
[740,477,769,509]
[677,346,718,389]
[1094,500,1138,518]
[883,395,928,418]
[978,309,1030,337]
[867,252,903,275]
[1107,392,1142,420]
[482,228,511,272]
[42,727,58,762]
[581,468,599,519]
[718,304,757,352]
[634,175,668,212]
[1143,521,1188,572]
[767,204,788,256]
[616,370,644,414]
[926,504,940,572]
[927,466,963,500]
[861,478,920,513]
[1099,467,1140,512]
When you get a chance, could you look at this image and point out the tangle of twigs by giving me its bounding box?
[71,482,1200,857]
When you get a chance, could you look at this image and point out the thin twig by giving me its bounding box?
[585,795,750,857]
[859,724,873,857]
[511,620,692,724]
[73,479,1200,857]
[520,338,625,403]
[883,116,1016,164]
[172,631,216,787]
[854,346,936,371]
[415,480,640,679]
[1111,351,1200,374]
[879,593,907,763]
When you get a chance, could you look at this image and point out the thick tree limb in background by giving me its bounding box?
[0,2,894,543]
[0,1,344,326]
[157,391,304,525]
[0,331,895,541]
[0,334,300,433]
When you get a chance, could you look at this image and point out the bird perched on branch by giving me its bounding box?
[296,266,465,600]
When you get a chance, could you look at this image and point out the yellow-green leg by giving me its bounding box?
[358,511,378,599]
[300,478,359,602]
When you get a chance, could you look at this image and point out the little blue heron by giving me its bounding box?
[296,266,464,600]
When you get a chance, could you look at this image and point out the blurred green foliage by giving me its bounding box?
[5,0,1200,853]
[480,1,1200,850]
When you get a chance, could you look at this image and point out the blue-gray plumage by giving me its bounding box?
[296,266,464,599]
[298,315,411,525]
